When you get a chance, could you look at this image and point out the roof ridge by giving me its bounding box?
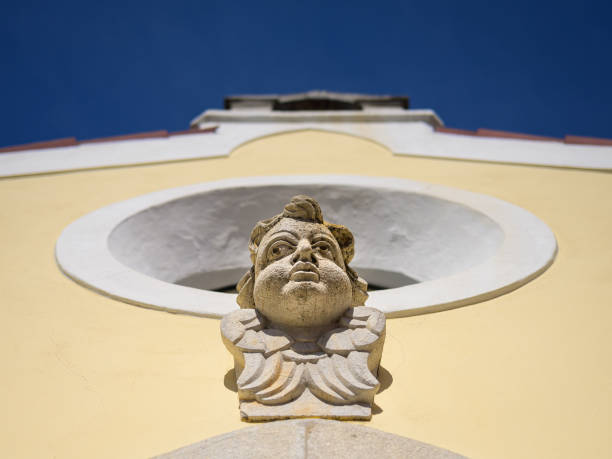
[435,126,612,145]
[0,126,217,154]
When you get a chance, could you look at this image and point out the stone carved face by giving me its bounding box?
[253,218,353,328]
[225,196,382,421]
[236,195,368,332]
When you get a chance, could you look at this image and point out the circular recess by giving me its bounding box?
[55,175,557,317]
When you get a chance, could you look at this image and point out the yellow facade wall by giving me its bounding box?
[1,130,611,458]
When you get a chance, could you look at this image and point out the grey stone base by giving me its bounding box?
[155,419,466,458]
[240,389,371,421]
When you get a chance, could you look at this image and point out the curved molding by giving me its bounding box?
[2,112,611,178]
[55,176,557,318]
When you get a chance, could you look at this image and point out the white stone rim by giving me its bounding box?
[55,175,557,318]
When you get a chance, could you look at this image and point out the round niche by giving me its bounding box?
[55,175,557,317]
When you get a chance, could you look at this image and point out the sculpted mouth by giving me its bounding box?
[290,262,320,282]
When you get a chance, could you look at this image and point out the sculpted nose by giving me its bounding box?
[292,239,316,264]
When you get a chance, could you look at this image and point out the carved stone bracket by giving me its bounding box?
[220,195,387,420]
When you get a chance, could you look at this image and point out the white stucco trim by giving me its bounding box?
[55,175,557,318]
[190,108,443,125]
[2,115,611,178]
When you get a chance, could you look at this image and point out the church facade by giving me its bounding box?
[1,92,611,458]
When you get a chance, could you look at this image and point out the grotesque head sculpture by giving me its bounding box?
[221,195,385,421]
[236,195,368,330]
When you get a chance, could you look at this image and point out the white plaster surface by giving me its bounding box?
[55,175,557,318]
[2,110,611,178]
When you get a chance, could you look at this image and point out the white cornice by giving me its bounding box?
[1,120,611,178]
[190,109,444,127]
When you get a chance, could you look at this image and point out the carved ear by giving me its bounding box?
[248,216,280,265]
[347,267,369,306]
[326,223,355,265]
[236,268,256,309]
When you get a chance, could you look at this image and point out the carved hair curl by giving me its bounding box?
[237,195,368,309]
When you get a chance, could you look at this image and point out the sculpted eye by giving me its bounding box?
[267,241,294,261]
[313,242,333,258]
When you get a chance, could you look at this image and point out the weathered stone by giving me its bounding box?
[351,328,380,350]
[155,419,465,458]
[221,195,386,420]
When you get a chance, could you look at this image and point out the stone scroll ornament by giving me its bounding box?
[221,195,386,421]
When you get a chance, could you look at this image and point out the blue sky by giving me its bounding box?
[1,0,611,147]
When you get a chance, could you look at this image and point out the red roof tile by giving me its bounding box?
[2,123,610,154]
[0,127,217,153]
[437,126,612,145]
[79,130,168,144]
[564,135,612,146]
[0,137,78,153]
[476,128,561,142]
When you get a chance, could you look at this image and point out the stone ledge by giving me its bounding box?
[239,388,372,421]
[155,419,465,459]
[191,109,443,126]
